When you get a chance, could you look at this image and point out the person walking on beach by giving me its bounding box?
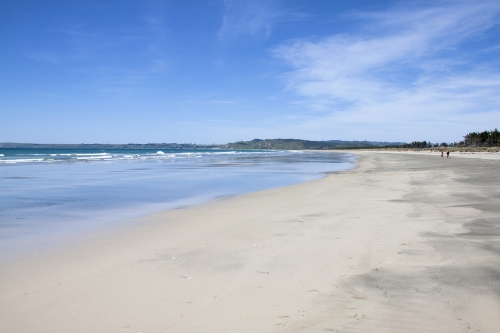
[446,151,450,158]
[441,152,444,158]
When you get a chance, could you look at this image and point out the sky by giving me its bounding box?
[1,0,500,144]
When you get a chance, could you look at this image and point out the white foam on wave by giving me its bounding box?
[175,152,202,158]
[75,155,113,160]
[0,149,284,165]
[141,154,175,160]
[0,158,45,164]
[75,153,109,156]
[121,154,137,159]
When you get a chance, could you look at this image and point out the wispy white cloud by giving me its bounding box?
[141,9,171,75]
[208,100,234,105]
[218,0,303,41]
[273,0,500,141]
[22,9,171,92]
[185,99,235,105]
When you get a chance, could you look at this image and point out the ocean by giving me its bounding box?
[0,148,355,257]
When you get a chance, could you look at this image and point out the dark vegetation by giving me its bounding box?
[400,129,500,148]
[463,129,500,147]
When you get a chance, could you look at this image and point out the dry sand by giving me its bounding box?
[349,149,500,160]
[1,152,499,332]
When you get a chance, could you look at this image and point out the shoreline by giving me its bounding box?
[337,149,500,160]
[334,146,500,155]
[1,152,499,332]
[0,150,355,262]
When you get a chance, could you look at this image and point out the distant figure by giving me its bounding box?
[441,152,444,158]
[446,151,450,158]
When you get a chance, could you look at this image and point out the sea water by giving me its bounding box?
[0,148,355,257]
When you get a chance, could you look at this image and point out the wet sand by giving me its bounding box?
[1,152,499,332]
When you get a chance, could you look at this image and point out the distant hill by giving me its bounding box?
[0,139,405,150]
[4,129,497,151]
[222,139,404,150]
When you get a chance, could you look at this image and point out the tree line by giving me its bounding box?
[462,129,500,147]
[401,128,500,148]
[400,141,457,148]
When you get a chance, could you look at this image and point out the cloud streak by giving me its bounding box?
[22,9,172,93]
[218,0,303,41]
[273,0,500,140]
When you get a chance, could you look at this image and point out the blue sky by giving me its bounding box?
[1,0,500,144]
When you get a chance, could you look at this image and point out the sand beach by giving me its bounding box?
[1,152,499,332]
